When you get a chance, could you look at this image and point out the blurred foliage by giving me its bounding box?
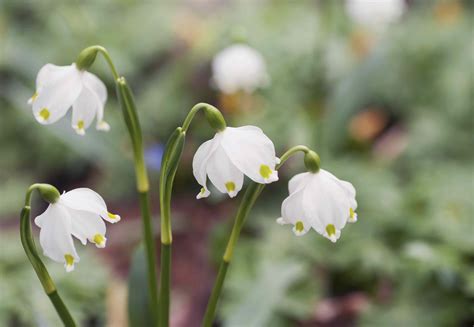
[0,0,473,326]
[0,233,107,326]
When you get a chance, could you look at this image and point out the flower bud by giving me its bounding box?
[304,150,320,173]
[204,105,226,132]
[37,184,60,204]
[76,46,100,70]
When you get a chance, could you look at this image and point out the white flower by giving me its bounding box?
[193,125,278,199]
[277,169,357,242]
[28,63,110,135]
[345,0,405,29]
[34,188,120,272]
[211,44,269,94]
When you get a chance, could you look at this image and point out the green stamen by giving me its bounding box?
[64,254,74,266]
[326,224,336,236]
[259,164,272,179]
[225,181,236,193]
[39,108,50,121]
[295,221,304,233]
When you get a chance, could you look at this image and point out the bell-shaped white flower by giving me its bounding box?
[345,0,405,29]
[276,169,357,242]
[193,125,278,199]
[28,63,110,135]
[34,188,120,272]
[211,44,269,94]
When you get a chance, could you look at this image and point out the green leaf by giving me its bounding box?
[128,244,155,327]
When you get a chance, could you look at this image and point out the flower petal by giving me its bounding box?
[35,64,69,90]
[280,183,312,236]
[206,145,244,198]
[60,188,120,223]
[68,208,107,248]
[34,204,79,271]
[71,85,100,135]
[82,71,109,130]
[192,135,220,198]
[221,126,278,184]
[32,65,83,125]
[303,173,349,232]
[288,172,309,194]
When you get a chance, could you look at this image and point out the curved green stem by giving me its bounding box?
[85,47,158,324]
[158,102,223,327]
[181,102,223,132]
[21,185,76,327]
[202,145,311,326]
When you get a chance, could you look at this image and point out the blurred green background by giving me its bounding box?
[0,0,473,326]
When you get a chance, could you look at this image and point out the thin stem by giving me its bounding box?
[157,102,221,326]
[91,46,120,81]
[139,192,159,325]
[202,262,228,327]
[92,50,158,323]
[181,102,222,132]
[159,244,171,327]
[21,186,76,327]
[202,145,311,326]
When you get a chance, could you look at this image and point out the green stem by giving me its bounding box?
[88,47,158,323]
[159,244,171,327]
[139,191,159,325]
[157,102,222,327]
[202,145,311,326]
[21,185,76,327]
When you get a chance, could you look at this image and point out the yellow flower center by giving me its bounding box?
[259,164,272,179]
[93,234,105,246]
[77,120,85,130]
[64,254,74,266]
[107,212,118,219]
[326,224,336,236]
[295,221,304,233]
[225,181,236,193]
[39,108,50,121]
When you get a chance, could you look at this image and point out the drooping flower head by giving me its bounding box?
[34,188,120,272]
[28,63,109,135]
[212,44,269,94]
[193,125,278,199]
[277,169,357,242]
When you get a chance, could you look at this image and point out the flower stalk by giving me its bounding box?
[158,102,222,327]
[202,145,313,326]
[21,184,76,327]
[77,46,158,323]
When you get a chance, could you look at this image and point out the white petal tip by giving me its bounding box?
[196,188,210,199]
[106,213,121,223]
[27,98,33,105]
[65,264,75,272]
[348,213,358,223]
[292,228,306,237]
[275,157,281,164]
[95,242,106,248]
[74,128,86,136]
[276,217,286,225]
[227,191,238,198]
[96,121,110,131]
[35,115,48,124]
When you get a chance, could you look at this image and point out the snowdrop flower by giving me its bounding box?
[34,188,120,272]
[193,125,278,199]
[277,169,357,242]
[345,0,405,29]
[212,44,269,94]
[28,63,110,135]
